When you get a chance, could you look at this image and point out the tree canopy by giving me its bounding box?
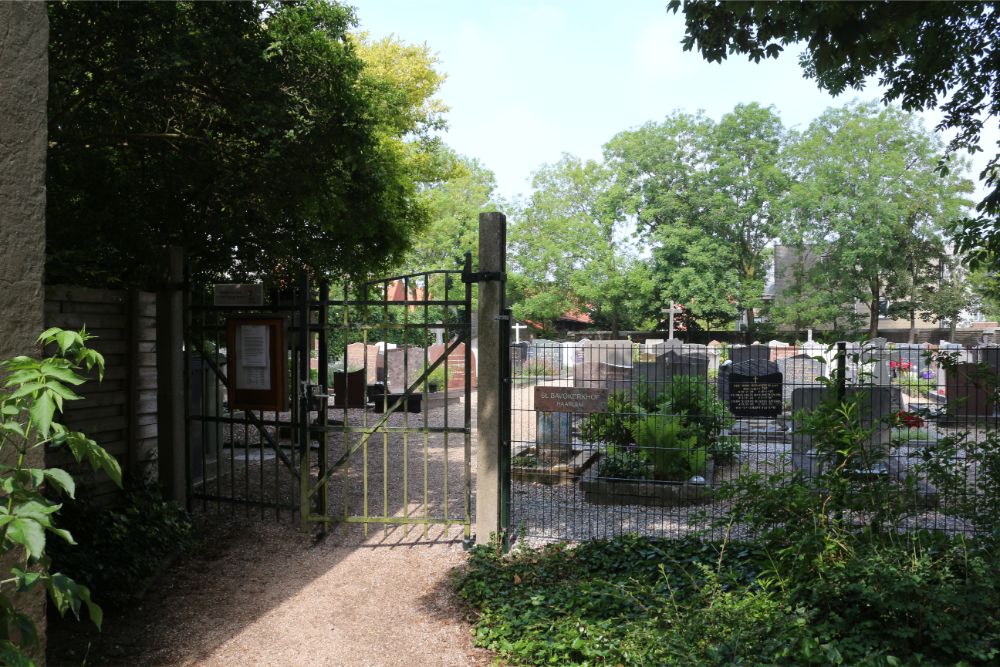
[779,102,972,338]
[47,0,446,287]
[605,103,788,337]
[669,0,1000,268]
[508,155,655,336]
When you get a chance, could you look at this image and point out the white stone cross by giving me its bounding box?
[511,322,527,344]
[661,301,683,340]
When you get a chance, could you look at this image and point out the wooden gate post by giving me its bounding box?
[476,212,506,542]
[157,246,186,505]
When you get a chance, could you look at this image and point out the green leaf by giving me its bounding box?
[9,383,44,400]
[11,568,42,592]
[48,526,75,546]
[38,360,85,386]
[36,327,63,343]
[1,421,25,438]
[76,584,103,630]
[55,330,78,354]
[0,639,35,667]
[42,468,75,499]
[42,380,82,402]
[6,517,46,559]
[27,392,55,438]
[45,573,79,618]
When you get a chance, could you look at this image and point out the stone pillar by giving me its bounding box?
[475,212,506,541]
[0,2,49,659]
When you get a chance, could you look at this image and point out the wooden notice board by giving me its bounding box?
[226,317,287,411]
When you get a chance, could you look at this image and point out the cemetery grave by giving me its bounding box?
[509,337,990,541]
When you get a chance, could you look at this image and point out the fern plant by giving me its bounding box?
[633,412,705,481]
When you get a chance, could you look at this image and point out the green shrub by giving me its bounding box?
[0,328,123,665]
[48,481,194,605]
[425,363,449,390]
[596,444,648,479]
[632,412,705,481]
[657,378,735,464]
[579,391,638,448]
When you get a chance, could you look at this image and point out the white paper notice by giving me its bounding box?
[236,325,271,391]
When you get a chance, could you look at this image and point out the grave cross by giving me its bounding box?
[661,301,683,340]
[511,321,527,344]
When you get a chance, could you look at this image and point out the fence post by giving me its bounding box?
[476,212,506,543]
[156,246,186,505]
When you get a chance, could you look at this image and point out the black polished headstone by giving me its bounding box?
[728,359,783,418]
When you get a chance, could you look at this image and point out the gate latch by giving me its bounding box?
[462,270,506,284]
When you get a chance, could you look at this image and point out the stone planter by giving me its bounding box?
[580,459,714,507]
[511,446,598,485]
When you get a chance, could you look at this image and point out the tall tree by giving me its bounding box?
[400,151,500,273]
[783,102,973,338]
[669,1,1000,269]
[605,103,788,340]
[508,155,652,336]
[47,1,445,287]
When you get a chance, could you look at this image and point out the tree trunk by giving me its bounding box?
[868,284,880,340]
[948,317,958,342]
[908,309,916,343]
[745,306,756,346]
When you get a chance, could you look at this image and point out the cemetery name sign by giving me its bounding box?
[226,317,287,411]
[535,387,608,413]
[729,372,783,418]
[214,283,264,307]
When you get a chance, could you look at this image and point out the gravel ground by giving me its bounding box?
[49,395,490,667]
[49,518,493,667]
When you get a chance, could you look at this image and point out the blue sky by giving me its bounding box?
[349,1,994,204]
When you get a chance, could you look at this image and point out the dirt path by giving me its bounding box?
[49,518,493,666]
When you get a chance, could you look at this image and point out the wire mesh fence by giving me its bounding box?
[508,338,1000,543]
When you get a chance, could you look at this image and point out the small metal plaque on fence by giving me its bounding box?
[729,373,783,418]
[214,283,264,307]
[534,386,608,413]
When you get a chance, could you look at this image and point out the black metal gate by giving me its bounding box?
[185,258,475,539]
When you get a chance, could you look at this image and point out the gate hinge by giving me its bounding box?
[462,270,506,284]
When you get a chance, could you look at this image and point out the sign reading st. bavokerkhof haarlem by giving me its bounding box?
[534,387,608,413]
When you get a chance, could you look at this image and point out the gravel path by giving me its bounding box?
[49,394,491,667]
[49,516,493,666]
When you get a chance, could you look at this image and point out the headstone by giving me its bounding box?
[573,338,590,365]
[427,341,477,389]
[727,359,783,418]
[791,386,896,460]
[706,346,722,373]
[536,412,574,463]
[632,356,671,403]
[385,346,426,394]
[531,338,562,373]
[730,344,770,366]
[946,363,997,417]
[511,341,530,368]
[332,368,367,408]
[582,339,634,368]
[648,338,684,358]
[860,338,891,386]
[561,341,577,370]
[346,342,382,384]
[776,353,826,404]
